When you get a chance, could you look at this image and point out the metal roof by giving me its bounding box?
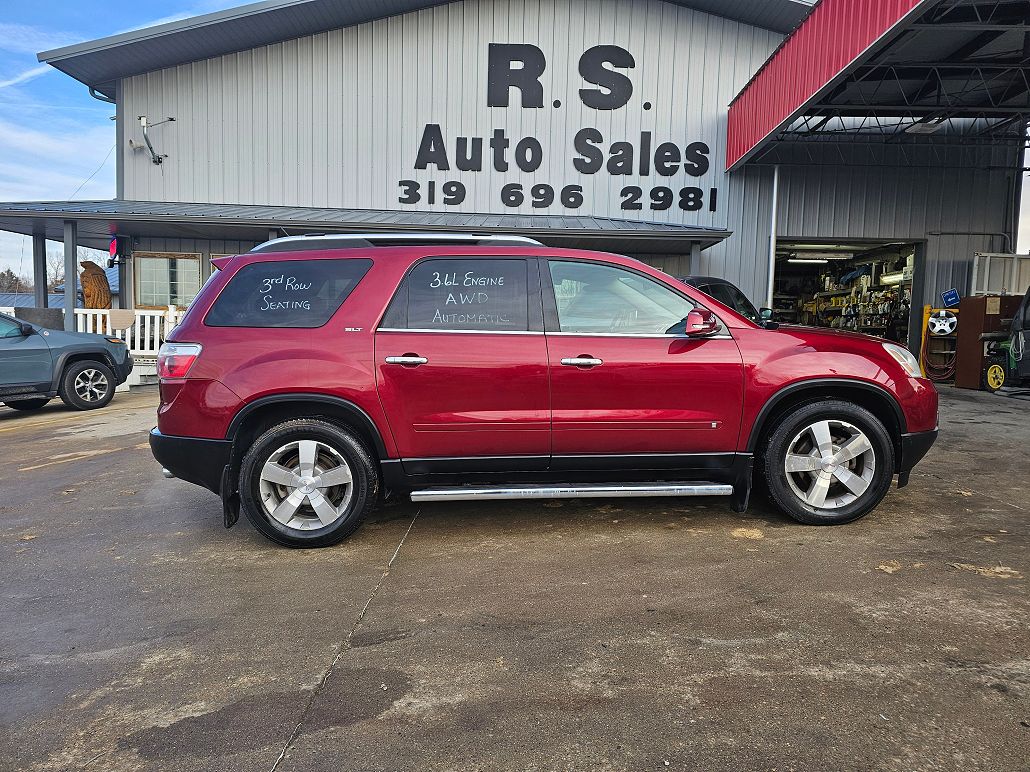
[54,266,120,294]
[39,0,815,98]
[727,0,1030,169]
[0,293,65,309]
[0,200,732,254]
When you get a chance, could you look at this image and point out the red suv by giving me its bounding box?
[150,234,938,548]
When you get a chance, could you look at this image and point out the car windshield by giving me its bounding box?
[0,314,22,338]
[696,282,761,324]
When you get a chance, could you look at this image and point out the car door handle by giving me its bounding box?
[385,355,428,366]
[561,357,603,368]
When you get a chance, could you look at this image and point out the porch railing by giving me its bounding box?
[74,306,181,358]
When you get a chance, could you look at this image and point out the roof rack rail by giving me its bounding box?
[249,232,543,253]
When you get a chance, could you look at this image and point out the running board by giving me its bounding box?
[409,482,734,502]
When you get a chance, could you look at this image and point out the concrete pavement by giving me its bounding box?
[0,386,1027,771]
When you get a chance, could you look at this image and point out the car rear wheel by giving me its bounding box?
[58,360,115,410]
[239,419,379,548]
[3,398,50,411]
[762,400,895,525]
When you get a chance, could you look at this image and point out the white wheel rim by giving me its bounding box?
[784,419,876,510]
[258,440,354,531]
[73,368,109,402]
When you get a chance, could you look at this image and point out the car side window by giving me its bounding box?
[0,316,21,338]
[381,258,530,332]
[548,261,696,335]
[701,283,760,323]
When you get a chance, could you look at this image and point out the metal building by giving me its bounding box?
[0,0,1026,354]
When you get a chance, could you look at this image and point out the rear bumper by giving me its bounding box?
[898,428,938,473]
[149,428,231,494]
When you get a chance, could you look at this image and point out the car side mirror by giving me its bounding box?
[683,308,719,337]
[19,322,34,336]
[760,307,773,321]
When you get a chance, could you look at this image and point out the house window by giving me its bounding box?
[134,252,202,308]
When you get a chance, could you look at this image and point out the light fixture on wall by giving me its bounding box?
[789,252,853,261]
[880,271,906,285]
[788,258,829,265]
[130,115,176,165]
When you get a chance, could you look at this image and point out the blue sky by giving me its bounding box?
[0,0,241,277]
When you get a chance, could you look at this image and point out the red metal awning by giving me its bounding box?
[727,0,931,170]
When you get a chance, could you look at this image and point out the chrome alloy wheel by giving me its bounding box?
[783,419,876,510]
[73,368,110,403]
[258,439,354,530]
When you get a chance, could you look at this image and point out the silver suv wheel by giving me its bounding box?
[258,439,354,530]
[73,368,110,403]
[783,419,875,510]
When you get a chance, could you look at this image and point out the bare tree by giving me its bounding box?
[45,247,66,290]
[40,243,110,292]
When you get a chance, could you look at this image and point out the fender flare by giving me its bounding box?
[745,378,907,453]
[225,392,389,458]
[50,347,117,392]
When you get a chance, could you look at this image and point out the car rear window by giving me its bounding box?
[205,258,372,328]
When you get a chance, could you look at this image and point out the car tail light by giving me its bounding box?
[157,343,202,379]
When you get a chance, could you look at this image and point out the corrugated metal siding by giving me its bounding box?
[116,0,1017,307]
[726,0,925,169]
[121,0,782,299]
[46,0,812,98]
[777,160,1015,303]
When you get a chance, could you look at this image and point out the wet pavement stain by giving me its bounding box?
[118,690,308,759]
[119,667,410,760]
[349,627,413,648]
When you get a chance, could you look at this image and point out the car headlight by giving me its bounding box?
[882,342,921,378]
[105,337,126,345]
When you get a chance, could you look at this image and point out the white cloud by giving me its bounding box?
[0,24,77,56]
[124,0,248,31]
[0,65,53,90]
[0,115,114,276]
[0,7,243,278]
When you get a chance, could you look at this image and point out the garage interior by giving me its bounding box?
[730,0,1030,391]
[771,238,918,344]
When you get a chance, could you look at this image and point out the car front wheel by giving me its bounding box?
[239,419,379,548]
[762,400,895,525]
[58,360,115,410]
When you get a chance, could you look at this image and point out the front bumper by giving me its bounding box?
[113,355,133,385]
[895,427,938,488]
[899,428,939,472]
[149,428,231,494]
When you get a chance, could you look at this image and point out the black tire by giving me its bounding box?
[239,419,379,548]
[3,398,50,411]
[761,400,895,525]
[58,360,115,410]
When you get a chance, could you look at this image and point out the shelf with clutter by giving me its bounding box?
[774,243,914,344]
